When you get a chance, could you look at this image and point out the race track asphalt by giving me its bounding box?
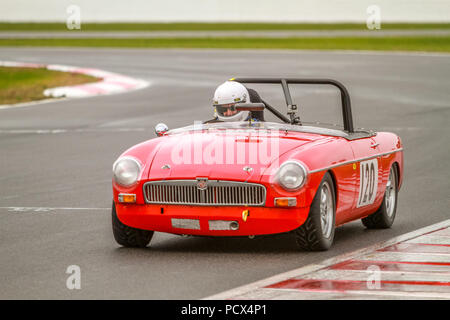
[0,48,449,299]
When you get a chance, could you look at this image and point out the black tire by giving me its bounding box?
[112,202,154,247]
[295,172,336,251]
[361,165,398,229]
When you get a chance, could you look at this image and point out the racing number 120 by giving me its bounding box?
[357,159,378,207]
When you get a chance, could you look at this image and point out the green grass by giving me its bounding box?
[1,36,449,52]
[1,22,450,32]
[0,67,97,104]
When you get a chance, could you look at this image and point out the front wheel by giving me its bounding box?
[361,165,398,229]
[294,172,336,251]
[112,202,154,247]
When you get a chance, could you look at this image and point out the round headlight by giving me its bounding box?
[113,157,141,187]
[276,161,308,191]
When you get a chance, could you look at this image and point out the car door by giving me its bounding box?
[349,136,384,219]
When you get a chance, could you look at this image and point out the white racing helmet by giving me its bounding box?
[213,81,250,122]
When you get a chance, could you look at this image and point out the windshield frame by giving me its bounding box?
[166,121,373,140]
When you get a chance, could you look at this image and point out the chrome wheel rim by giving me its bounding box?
[385,168,397,218]
[320,181,334,238]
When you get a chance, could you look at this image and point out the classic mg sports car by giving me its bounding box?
[111,78,403,251]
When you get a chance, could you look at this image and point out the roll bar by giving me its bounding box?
[232,78,354,133]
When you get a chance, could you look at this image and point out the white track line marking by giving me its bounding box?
[299,269,450,283]
[0,128,148,134]
[262,287,450,300]
[359,251,450,264]
[0,207,109,213]
[203,219,450,300]
[0,98,69,110]
[406,235,450,245]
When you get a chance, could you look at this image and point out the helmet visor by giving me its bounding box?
[215,103,238,117]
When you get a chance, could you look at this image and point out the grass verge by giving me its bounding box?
[0,37,449,52]
[0,67,98,105]
[1,23,450,32]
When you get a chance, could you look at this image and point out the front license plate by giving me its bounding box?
[171,218,200,230]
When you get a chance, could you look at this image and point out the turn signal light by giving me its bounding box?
[118,193,136,203]
[274,197,297,207]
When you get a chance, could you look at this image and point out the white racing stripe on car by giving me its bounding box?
[309,148,403,174]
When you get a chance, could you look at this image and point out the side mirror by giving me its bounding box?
[235,102,265,112]
[155,123,169,137]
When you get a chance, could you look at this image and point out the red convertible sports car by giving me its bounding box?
[112,78,403,251]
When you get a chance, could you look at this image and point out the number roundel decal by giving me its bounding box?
[357,159,378,208]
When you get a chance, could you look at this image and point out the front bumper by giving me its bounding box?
[115,203,310,236]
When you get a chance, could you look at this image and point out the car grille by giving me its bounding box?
[143,180,266,206]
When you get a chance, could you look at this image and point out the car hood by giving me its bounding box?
[142,129,321,182]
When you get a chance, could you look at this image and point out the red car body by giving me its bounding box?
[113,126,403,236]
[112,78,403,245]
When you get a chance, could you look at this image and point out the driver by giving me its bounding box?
[204,81,265,123]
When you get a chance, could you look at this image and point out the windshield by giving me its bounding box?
[167,121,360,139]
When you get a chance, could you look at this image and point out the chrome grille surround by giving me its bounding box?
[143,180,266,206]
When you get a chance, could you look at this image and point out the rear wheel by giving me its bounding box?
[112,202,154,247]
[361,165,398,229]
[295,172,336,251]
